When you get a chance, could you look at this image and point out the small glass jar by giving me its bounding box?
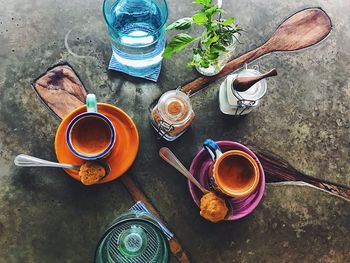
[195,32,240,76]
[151,90,195,141]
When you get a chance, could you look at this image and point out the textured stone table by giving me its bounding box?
[0,0,349,262]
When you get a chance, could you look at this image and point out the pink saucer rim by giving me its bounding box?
[188,140,265,221]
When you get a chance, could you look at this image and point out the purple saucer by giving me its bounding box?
[188,141,265,221]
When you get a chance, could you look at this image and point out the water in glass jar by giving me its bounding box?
[104,0,167,77]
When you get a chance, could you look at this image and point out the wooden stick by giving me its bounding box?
[121,176,191,262]
[181,47,266,95]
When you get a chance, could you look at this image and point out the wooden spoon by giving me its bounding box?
[180,7,332,95]
[233,68,277,92]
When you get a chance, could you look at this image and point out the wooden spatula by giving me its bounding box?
[180,7,332,95]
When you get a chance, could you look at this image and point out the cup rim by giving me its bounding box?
[214,150,260,197]
[66,112,116,160]
[102,0,169,39]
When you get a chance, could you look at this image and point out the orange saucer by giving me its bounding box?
[55,103,139,184]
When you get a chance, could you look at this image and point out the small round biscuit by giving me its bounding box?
[79,161,106,185]
[199,192,228,223]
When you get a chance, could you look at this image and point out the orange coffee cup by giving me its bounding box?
[66,94,116,160]
[204,139,260,198]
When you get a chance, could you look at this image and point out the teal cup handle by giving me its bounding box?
[86,93,98,112]
[203,139,223,161]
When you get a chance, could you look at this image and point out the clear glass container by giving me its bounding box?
[95,211,169,263]
[103,0,168,77]
[196,32,239,76]
[151,90,195,141]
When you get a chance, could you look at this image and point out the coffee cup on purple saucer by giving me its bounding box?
[203,139,260,198]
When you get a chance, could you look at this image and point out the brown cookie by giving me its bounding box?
[199,192,228,223]
[79,161,106,185]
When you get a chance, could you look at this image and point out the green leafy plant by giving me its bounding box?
[163,0,241,69]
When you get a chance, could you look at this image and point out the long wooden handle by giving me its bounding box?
[181,46,268,95]
[121,176,191,262]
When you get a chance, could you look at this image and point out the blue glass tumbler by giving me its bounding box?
[103,0,168,78]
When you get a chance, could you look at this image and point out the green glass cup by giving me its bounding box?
[95,211,169,263]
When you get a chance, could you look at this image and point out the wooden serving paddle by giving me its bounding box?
[33,63,87,118]
[180,7,332,95]
[253,149,350,202]
[32,64,191,263]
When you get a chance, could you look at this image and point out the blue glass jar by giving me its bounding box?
[103,0,168,77]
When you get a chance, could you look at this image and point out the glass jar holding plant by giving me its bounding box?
[162,0,241,76]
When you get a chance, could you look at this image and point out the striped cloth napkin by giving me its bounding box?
[108,49,161,82]
[129,201,173,240]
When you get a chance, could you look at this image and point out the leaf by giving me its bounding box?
[210,44,226,53]
[221,17,234,26]
[187,60,196,68]
[162,33,195,59]
[192,0,212,7]
[166,18,193,31]
[200,59,210,68]
[193,48,203,55]
[205,4,218,16]
[207,52,219,60]
[192,12,207,25]
[204,34,219,49]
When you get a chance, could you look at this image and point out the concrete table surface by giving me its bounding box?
[0,0,349,262]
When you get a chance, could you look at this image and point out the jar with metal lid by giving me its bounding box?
[95,211,169,263]
[219,65,267,116]
[151,90,195,141]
